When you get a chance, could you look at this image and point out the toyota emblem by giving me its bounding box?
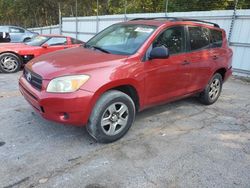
[26,72,32,82]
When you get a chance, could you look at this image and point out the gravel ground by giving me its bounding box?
[0,72,249,188]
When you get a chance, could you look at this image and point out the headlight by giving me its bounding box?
[47,75,90,93]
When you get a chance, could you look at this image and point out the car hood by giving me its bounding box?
[26,47,129,80]
[0,43,35,52]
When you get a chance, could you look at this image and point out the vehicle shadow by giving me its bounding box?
[29,96,202,145]
[136,96,202,121]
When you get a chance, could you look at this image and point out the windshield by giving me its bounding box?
[85,24,157,55]
[25,36,49,46]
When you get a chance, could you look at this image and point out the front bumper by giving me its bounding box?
[19,75,94,126]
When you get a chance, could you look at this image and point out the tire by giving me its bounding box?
[199,73,223,105]
[87,90,136,143]
[0,53,22,73]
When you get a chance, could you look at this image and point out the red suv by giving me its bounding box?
[19,18,233,143]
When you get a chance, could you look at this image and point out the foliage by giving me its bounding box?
[0,0,249,28]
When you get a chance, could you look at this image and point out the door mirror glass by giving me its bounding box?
[150,46,169,59]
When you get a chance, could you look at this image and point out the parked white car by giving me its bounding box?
[0,25,38,43]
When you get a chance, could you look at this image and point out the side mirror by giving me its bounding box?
[42,43,49,48]
[149,46,169,59]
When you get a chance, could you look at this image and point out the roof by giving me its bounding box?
[125,17,220,28]
[123,20,166,27]
[39,34,67,37]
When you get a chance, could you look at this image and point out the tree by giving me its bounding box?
[0,0,249,28]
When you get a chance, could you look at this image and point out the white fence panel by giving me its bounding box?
[62,19,76,32]
[61,10,237,41]
[231,46,250,71]
[231,10,250,43]
[29,25,60,35]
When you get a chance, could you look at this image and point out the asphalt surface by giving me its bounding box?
[0,72,249,188]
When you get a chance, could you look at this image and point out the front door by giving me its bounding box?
[144,26,191,106]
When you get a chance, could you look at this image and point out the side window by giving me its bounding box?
[210,29,223,48]
[0,26,8,32]
[9,27,25,33]
[152,26,185,55]
[45,37,67,46]
[188,26,210,51]
[71,38,83,44]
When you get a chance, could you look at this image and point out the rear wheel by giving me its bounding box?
[87,90,135,143]
[23,38,31,42]
[0,53,22,73]
[199,73,222,105]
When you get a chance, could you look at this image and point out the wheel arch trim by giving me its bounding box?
[82,80,143,125]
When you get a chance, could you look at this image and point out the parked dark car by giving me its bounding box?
[0,32,10,43]
[0,25,38,43]
[19,18,233,143]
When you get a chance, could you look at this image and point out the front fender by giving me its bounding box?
[81,78,144,123]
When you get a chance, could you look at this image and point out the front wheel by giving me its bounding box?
[0,53,22,73]
[199,73,223,105]
[87,90,136,143]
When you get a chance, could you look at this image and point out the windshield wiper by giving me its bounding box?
[84,44,110,54]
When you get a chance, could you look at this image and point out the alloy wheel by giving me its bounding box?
[101,102,129,136]
[0,56,19,73]
[209,78,221,100]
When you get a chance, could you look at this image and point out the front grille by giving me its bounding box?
[23,68,43,90]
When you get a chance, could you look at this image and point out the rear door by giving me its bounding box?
[9,27,25,42]
[185,26,214,92]
[209,28,225,65]
[144,26,191,106]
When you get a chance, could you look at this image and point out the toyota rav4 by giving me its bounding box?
[19,17,233,143]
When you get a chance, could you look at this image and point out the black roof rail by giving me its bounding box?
[130,17,180,21]
[130,17,220,28]
[179,18,220,28]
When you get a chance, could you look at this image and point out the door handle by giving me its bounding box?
[182,61,191,66]
[213,55,219,60]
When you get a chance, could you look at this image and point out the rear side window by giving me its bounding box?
[10,27,25,33]
[210,29,223,48]
[188,26,210,51]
